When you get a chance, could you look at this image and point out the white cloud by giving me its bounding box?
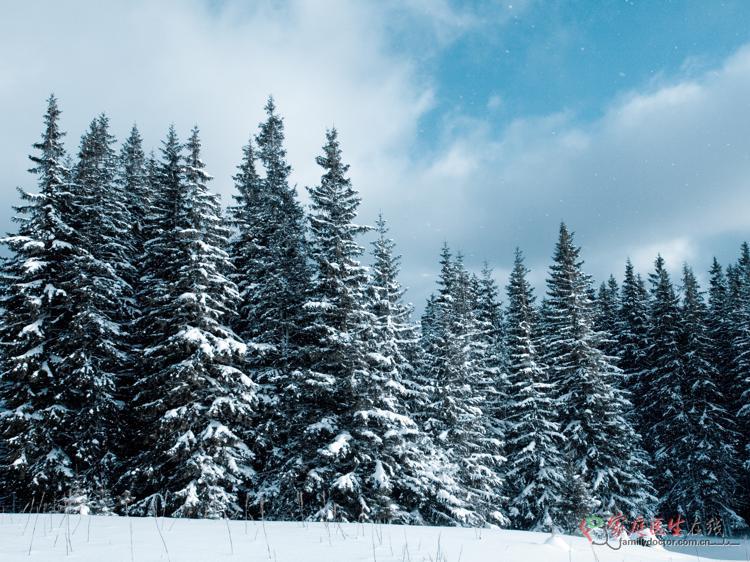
[0,0,433,223]
[400,44,750,297]
[630,237,696,275]
[2,0,750,308]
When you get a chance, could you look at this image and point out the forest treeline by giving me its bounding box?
[0,95,747,533]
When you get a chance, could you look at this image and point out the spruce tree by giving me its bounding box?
[644,255,685,511]
[115,126,152,467]
[54,114,133,511]
[0,95,78,503]
[227,137,262,347]
[474,263,511,427]
[242,97,310,371]
[419,245,506,526]
[117,125,150,297]
[706,259,738,414]
[354,214,458,523]
[227,100,311,507]
[593,275,620,360]
[260,131,438,523]
[735,244,750,479]
[277,127,373,520]
[618,259,651,428]
[504,248,566,531]
[674,265,744,528]
[123,127,255,518]
[542,223,654,525]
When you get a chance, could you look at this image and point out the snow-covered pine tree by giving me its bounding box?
[115,127,152,468]
[367,214,421,389]
[239,97,310,371]
[643,254,685,511]
[52,114,134,512]
[419,245,505,526]
[227,137,262,348]
[593,275,620,360]
[541,223,654,526]
[361,214,464,524]
[123,127,255,518]
[734,244,750,482]
[260,129,432,523]
[227,100,311,509]
[116,125,150,296]
[283,127,373,521]
[706,258,739,419]
[618,259,651,428]
[503,248,566,531]
[0,95,78,504]
[474,263,510,424]
[673,265,744,529]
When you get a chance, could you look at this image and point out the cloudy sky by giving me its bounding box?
[3,0,750,309]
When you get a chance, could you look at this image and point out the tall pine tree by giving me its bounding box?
[542,224,654,526]
[0,96,79,504]
[618,259,651,429]
[504,248,566,531]
[643,255,685,512]
[419,245,506,526]
[54,114,133,511]
[123,127,255,518]
[674,265,744,528]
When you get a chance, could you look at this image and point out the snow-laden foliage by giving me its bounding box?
[0,96,80,503]
[418,245,507,526]
[659,266,743,528]
[228,97,310,372]
[503,248,566,531]
[3,95,750,532]
[541,224,655,526]
[122,127,256,519]
[617,259,651,429]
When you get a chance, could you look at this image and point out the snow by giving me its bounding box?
[372,460,389,489]
[0,514,742,562]
[334,472,358,491]
[22,258,46,274]
[323,431,351,456]
[355,408,414,427]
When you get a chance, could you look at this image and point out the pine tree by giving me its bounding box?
[593,275,620,360]
[227,100,311,507]
[504,248,566,531]
[280,127,373,520]
[259,130,438,523]
[734,243,750,483]
[542,223,654,525]
[643,255,685,511]
[123,127,255,518]
[474,263,510,425]
[115,126,152,468]
[53,114,134,511]
[419,245,506,526]
[0,95,78,503]
[239,97,310,371]
[706,259,738,414]
[227,137,262,346]
[117,125,150,297]
[351,214,457,523]
[618,259,651,428]
[674,265,744,528]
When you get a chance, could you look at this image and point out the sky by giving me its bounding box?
[2,0,750,310]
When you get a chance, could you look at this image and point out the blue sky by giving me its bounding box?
[416,0,750,150]
[3,0,750,308]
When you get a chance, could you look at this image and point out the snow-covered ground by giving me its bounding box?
[0,514,746,561]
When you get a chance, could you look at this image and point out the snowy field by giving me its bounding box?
[0,514,747,562]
